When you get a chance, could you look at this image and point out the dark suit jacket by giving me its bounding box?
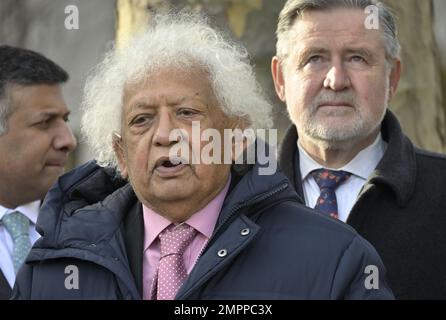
[0,270,11,300]
[0,201,42,300]
[279,110,446,299]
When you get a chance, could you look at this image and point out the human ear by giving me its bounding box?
[388,58,402,101]
[112,131,128,179]
[271,56,287,102]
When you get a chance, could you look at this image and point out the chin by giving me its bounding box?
[44,165,65,176]
[321,130,360,142]
[152,186,193,202]
[41,170,62,183]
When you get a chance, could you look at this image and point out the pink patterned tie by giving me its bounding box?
[151,224,197,300]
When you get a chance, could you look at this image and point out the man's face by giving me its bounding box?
[116,68,233,222]
[272,8,401,148]
[0,84,77,208]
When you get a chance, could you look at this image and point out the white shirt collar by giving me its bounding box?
[298,133,387,181]
[0,200,41,225]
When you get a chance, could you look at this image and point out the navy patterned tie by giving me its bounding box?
[311,169,351,219]
[2,211,32,273]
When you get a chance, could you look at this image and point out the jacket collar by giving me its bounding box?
[176,165,294,299]
[29,145,299,300]
[32,150,296,252]
[32,161,131,252]
[279,110,417,207]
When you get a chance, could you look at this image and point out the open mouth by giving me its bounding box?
[155,157,185,168]
[154,157,188,177]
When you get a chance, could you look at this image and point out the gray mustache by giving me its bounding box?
[310,91,357,110]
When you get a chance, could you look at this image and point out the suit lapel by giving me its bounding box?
[0,270,11,300]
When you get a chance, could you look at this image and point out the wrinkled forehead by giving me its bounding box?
[122,67,217,111]
[288,8,386,53]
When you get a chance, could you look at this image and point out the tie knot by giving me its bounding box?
[311,169,351,191]
[2,211,30,241]
[159,224,197,258]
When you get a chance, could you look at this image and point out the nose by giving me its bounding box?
[53,121,77,153]
[152,110,178,147]
[323,60,351,91]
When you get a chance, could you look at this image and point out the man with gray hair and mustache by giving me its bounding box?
[12,12,393,300]
[273,0,446,299]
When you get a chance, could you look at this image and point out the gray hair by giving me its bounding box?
[81,12,273,168]
[276,0,401,64]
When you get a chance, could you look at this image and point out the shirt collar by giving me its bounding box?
[143,175,231,251]
[0,200,41,225]
[298,133,387,181]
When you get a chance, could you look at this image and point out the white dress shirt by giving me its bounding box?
[0,201,41,288]
[298,134,387,222]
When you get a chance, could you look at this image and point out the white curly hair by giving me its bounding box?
[81,12,273,168]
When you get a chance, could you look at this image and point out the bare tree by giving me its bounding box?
[116,0,446,153]
[382,0,445,153]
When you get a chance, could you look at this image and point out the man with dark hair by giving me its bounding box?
[0,45,77,299]
[272,0,446,299]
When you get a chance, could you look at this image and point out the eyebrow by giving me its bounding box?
[295,47,329,67]
[344,48,374,58]
[127,95,212,113]
[297,46,375,64]
[129,97,189,110]
[38,110,70,119]
[298,47,329,59]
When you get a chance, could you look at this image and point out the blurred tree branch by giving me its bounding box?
[382,0,445,152]
[115,0,446,153]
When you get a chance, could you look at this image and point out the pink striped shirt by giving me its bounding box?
[142,176,231,300]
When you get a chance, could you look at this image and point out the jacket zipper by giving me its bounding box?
[199,181,289,258]
[180,181,291,299]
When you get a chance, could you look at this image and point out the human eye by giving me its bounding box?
[308,55,323,64]
[177,107,201,118]
[129,113,154,126]
[34,117,52,129]
[349,55,368,65]
[300,54,327,69]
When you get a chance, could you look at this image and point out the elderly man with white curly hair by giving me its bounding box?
[12,13,393,300]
